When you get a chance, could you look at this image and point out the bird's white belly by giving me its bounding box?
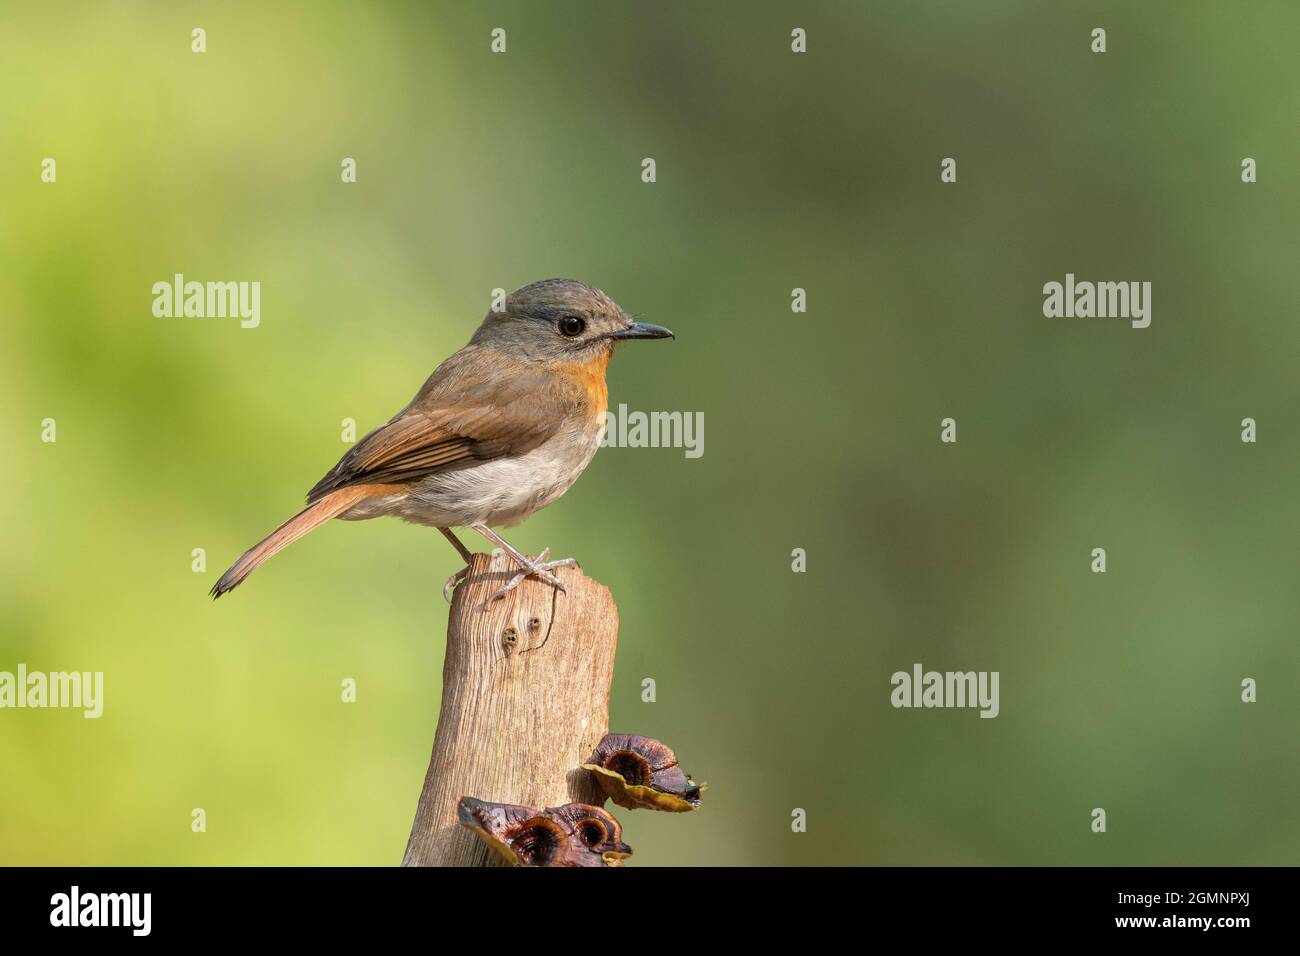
[373,422,603,529]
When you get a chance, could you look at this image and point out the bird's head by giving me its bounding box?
[470,278,673,363]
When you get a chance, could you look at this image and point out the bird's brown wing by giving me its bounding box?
[306,346,587,504]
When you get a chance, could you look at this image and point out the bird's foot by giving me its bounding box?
[443,566,469,604]
[488,547,579,603]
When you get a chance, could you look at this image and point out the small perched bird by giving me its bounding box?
[211,279,672,602]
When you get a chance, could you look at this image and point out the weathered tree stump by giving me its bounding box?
[402,550,619,866]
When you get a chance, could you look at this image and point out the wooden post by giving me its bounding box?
[402,551,619,866]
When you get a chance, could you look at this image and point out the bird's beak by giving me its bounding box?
[610,321,674,341]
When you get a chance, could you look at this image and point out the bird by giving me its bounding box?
[210,278,673,603]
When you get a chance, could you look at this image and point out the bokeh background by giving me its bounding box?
[2,1,1297,866]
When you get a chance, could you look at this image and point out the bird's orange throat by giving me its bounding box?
[555,351,610,416]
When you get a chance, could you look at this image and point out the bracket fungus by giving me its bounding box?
[581,733,703,813]
[457,797,632,867]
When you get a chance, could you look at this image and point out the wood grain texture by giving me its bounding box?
[402,550,619,866]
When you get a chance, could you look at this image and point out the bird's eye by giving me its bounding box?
[559,315,586,337]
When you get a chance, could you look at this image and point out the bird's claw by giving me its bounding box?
[443,566,468,603]
[487,551,579,603]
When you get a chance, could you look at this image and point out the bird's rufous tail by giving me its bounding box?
[210,485,385,598]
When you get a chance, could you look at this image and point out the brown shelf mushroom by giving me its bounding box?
[581,733,703,813]
[457,796,632,867]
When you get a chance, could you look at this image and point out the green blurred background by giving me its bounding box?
[2,1,1297,866]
